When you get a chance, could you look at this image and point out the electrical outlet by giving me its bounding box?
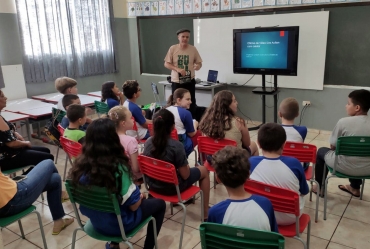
[302,101,311,106]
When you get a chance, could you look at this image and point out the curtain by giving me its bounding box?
[16,0,117,83]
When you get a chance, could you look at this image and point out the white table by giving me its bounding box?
[78,95,101,106]
[158,81,225,107]
[4,99,55,112]
[87,91,102,98]
[32,92,63,102]
[1,111,31,141]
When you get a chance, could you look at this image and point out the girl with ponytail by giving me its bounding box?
[143,109,210,220]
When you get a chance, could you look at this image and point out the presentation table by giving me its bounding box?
[1,111,31,141]
[158,81,225,107]
[87,91,102,97]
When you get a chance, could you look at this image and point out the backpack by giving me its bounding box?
[44,108,66,146]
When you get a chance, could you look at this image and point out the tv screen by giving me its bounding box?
[233,26,299,76]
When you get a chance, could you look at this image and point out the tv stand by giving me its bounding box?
[249,74,279,131]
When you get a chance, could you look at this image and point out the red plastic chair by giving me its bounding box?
[244,180,311,249]
[197,136,237,189]
[282,141,319,222]
[57,124,65,136]
[138,155,204,249]
[53,124,66,165]
[131,117,147,149]
[60,136,82,181]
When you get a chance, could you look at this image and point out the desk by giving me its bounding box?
[87,91,102,98]
[78,95,101,106]
[158,81,225,107]
[1,111,31,141]
[32,92,63,102]
[4,99,55,112]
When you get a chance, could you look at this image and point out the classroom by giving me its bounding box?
[1,0,370,248]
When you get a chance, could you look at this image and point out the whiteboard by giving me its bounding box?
[194,11,329,90]
[1,64,28,100]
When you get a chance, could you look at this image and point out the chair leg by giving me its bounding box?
[294,236,307,249]
[324,175,335,220]
[306,219,311,249]
[71,228,83,249]
[124,242,134,249]
[63,154,68,181]
[200,191,204,222]
[34,211,48,249]
[312,180,319,223]
[360,179,365,200]
[18,220,25,239]
[151,217,158,249]
[41,192,45,201]
[213,173,217,189]
[178,203,187,249]
[55,147,59,164]
[170,203,173,215]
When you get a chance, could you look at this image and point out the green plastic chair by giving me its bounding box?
[199,222,285,249]
[50,107,66,164]
[323,136,370,220]
[0,205,48,249]
[65,180,158,249]
[94,101,109,117]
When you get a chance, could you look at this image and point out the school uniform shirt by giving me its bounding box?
[106,97,120,110]
[281,125,307,143]
[208,195,278,232]
[249,156,309,226]
[57,98,66,111]
[124,100,148,140]
[166,105,194,156]
[63,128,86,144]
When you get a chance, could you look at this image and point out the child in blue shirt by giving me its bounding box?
[208,145,278,232]
[70,118,165,249]
[249,123,309,226]
[166,88,199,157]
[101,81,124,110]
[122,80,151,140]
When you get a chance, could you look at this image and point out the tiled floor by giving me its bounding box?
[2,124,370,249]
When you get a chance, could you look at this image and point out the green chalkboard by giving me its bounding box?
[138,4,370,86]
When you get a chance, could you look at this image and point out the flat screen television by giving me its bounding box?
[233,26,299,76]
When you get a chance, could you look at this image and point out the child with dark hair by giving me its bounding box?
[250,123,309,226]
[55,77,78,111]
[63,104,87,144]
[314,89,370,197]
[208,146,278,232]
[199,90,258,156]
[71,118,165,249]
[101,81,124,109]
[142,109,210,220]
[122,80,152,140]
[60,94,92,130]
[166,88,200,157]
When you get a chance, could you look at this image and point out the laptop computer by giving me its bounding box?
[199,70,218,86]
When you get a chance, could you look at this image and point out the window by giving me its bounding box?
[16,0,117,83]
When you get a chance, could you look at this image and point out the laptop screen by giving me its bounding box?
[207,70,218,83]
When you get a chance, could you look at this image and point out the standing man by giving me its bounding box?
[164,28,202,118]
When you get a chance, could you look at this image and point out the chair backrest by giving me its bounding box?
[197,136,237,163]
[57,124,65,136]
[138,155,179,185]
[147,123,178,140]
[131,116,138,131]
[60,136,82,158]
[336,136,370,157]
[199,222,285,249]
[282,141,317,163]
[52,107,66,123]
[94,100,109,114]
[244,180,300,216]
[65,179,128,240]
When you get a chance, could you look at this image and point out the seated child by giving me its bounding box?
[55,77,78,111]
[143,109,210,220]
[63,104,87,144]
[101,81,124,109]
[108,106,142,182]
[314,89,370,197]
[279,97,307,143]
[166,88,200,157]
[209,146,278,232]
[70,118,165,249]
[60,94,91,130]
[249,123,309,226]
[122,80,151,140]
[199,90,258,157]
